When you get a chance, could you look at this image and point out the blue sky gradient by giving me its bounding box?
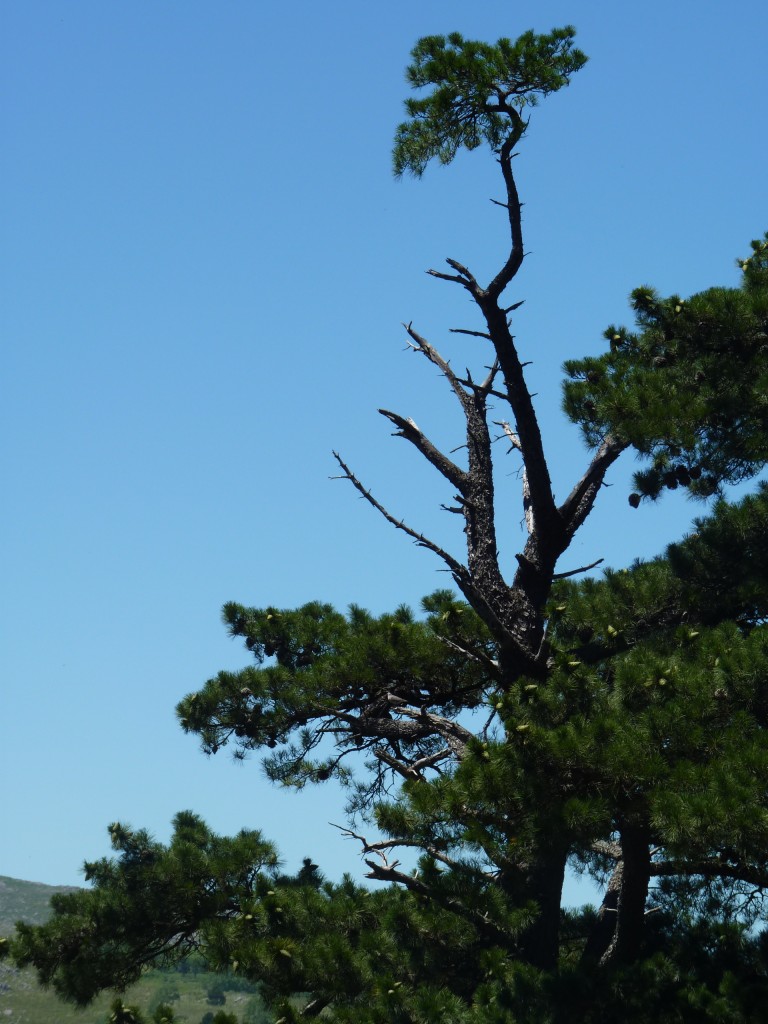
[2,1,766,901]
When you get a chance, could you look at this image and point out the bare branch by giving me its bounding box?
[486,128,526,299]
[371,744,453,781]
[372,746,420,780]
[396,705,473,757]
[410,747,454,773]
[449,327,492,340]
[332,454,521,656]
[426,257,482,294]
[385,693,410,707]
[446,257,480,286]
[427,268,471,286]
[434,633,501,678]
[333,822,414,856]
[497,421,534,535]
[479,310,557,543]
[559,434,627,539]
[457,379,508,403]
[480,359,501,392]
[378,408,468,492]
[331,451,470,582]
[342,824,503,884]
[590,840,623,860]
[552,558,604,581]
[362,858,512,944]
[456,360,505,402]
[403,322,473,415]
[321,696,466,762]
[651,859,768,889]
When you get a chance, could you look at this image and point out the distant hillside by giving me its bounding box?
[0,877,273,1023]
[0,875,78,936]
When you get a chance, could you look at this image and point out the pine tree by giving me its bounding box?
[563,233,768,503]
[6,25,768,1024]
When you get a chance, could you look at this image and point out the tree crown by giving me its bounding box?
[563,232,768,502]
[393,26,587,177]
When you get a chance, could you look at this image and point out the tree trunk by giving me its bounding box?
[600,822,651,967]
[582,857,623,964]
[518,844,568,970]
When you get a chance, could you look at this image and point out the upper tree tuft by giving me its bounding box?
[393,26,587,177]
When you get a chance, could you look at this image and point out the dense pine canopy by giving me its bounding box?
[563,234,768,502]
[6,25,768,1024]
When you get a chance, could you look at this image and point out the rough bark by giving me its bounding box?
[600,822,652,967]
[343,130,622,683]
[582,857,623,964]
[336,105,627,970]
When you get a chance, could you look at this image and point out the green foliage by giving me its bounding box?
[209,1013,238,1024]
[241,993,273,1024]
[107,997,144,1024]
[10,811,278,1005]
[544,493,768,890]
[393,26,586,176]
[563,233,768,501]
[205,981,226,1005]
[176,594,490,812]
[151,1004,178,1024]
[104,997,180,1024]
[149,980,180,1012]
[11,491,768,1020]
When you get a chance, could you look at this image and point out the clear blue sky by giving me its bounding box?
[1,1,766,899]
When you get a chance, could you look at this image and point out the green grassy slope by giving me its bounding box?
[0,876,79,936]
